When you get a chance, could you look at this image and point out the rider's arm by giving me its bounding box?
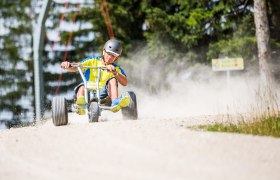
[114,71,128,86]
[106,65,128,86]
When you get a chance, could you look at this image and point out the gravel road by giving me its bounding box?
[0,112,280,180]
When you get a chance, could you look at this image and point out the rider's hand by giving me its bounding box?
[106,65,117,75]
[61,61,70,69]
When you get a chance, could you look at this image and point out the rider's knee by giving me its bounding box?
[108,77,117,86]
[79,85,85,90]
[77,85,85,94]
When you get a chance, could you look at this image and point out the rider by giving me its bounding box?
[61,39,130,113]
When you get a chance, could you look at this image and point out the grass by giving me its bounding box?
[197,116,280,138]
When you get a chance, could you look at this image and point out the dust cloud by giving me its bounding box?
[119,46,280,120]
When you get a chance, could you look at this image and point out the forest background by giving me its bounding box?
[0,0,279,127]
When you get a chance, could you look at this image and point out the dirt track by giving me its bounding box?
[0,112,280,180]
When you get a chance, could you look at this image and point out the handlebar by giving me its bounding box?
[69,62,107,70]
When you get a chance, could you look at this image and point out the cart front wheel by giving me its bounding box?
[89,102,99,123]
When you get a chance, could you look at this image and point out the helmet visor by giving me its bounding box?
[105,49,120,57]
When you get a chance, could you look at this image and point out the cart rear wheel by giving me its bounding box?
[89,102,99,123]
[121,91,138,120]
[52,96,68,126]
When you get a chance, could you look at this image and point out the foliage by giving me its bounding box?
[0,0,32,124]
[44,2,93,106]
[142,0,256,63]
[85,0,146,54]
[207,14,257,63]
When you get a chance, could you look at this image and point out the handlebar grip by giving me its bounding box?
[69,63,81,67]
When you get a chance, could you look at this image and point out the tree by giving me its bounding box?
[43,1,95,108]
[253,0,271,86]
[0,0,33,126]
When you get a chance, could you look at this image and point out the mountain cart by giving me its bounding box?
[52,63,138,126]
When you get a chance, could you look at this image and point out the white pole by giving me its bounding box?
[32,0,51,123]
[226,70,231,88]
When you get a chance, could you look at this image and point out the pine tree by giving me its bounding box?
[0,0,33,127]
[43,1,96,108]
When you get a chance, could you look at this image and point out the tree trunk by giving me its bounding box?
[253,0,272,87]
[253,0,279,116]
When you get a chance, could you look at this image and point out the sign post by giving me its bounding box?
[212,57,244,85]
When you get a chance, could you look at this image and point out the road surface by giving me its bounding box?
[0,112,280,180]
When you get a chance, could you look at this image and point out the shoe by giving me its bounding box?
[111,96,130,113]
[76,96,86,105]
[77,108,85,115]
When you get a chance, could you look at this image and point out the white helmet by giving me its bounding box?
[103,39,122,57]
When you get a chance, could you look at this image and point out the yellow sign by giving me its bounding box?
[212,58,244,71]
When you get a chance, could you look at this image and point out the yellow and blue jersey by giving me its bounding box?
[80,56,126,89]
